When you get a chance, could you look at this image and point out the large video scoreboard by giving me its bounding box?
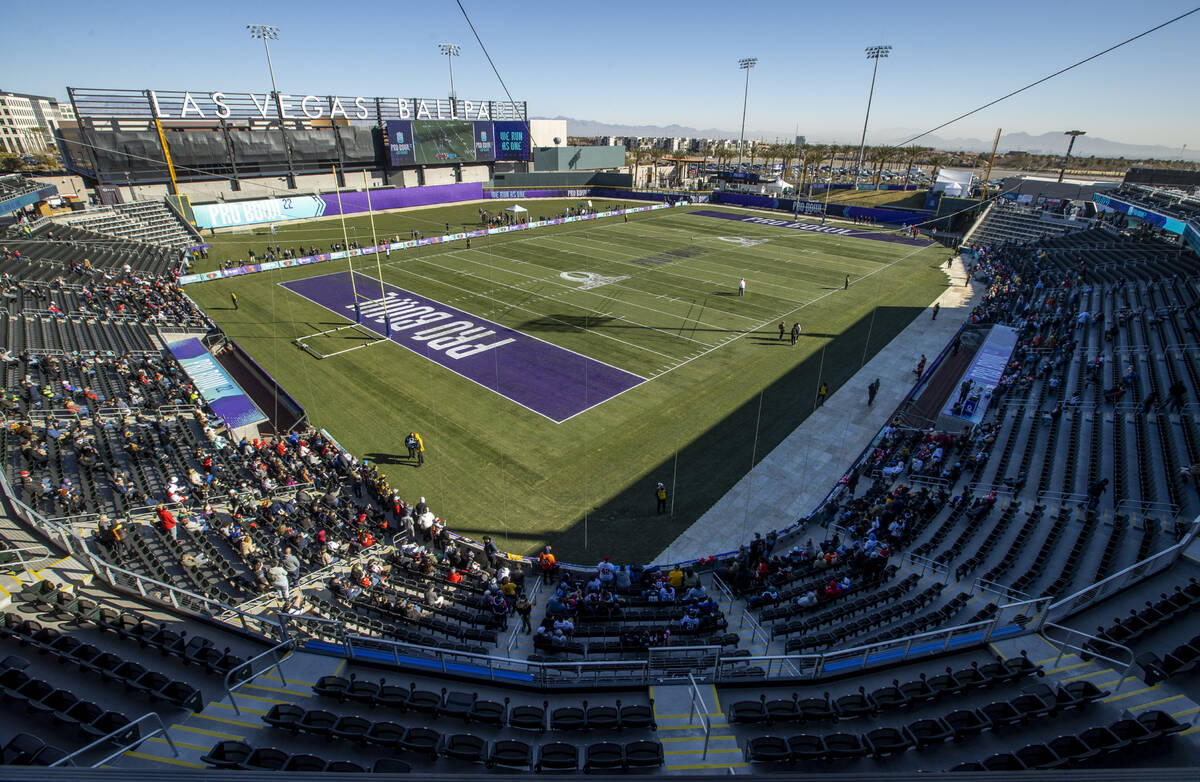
[387,119,529,166]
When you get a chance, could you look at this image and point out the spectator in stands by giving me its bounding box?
[281,547,301,584]
[538,546,557,578]
[156,504,178,539]
[268,560,289,601]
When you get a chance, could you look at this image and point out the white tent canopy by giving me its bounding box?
[764,177,793,193]
[933,168,973,197]
[505,204,528,213]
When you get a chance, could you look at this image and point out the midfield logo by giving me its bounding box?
[717,236,769,247]
[559,271,629,290]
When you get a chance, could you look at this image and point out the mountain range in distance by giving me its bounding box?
[544,116,1198,161]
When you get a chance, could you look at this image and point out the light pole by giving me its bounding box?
[1058,130,1086,183]
[248,24,296,188]
[854,44,891,190]
[247,24,281,105]
[439,43,461,102]
[737,57,757,173]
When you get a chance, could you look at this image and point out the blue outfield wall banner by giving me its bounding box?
[710,190,930,225]
[1184,222,1200,256]
[1093,193,1189,235]
[167,338,267,429]
[0,184,58,217]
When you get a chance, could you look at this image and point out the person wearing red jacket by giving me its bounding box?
[156,505,177,539]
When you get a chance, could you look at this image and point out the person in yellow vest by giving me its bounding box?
[413,432,425,466]
[655,482,667,514]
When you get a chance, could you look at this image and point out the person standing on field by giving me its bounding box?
[656,482,668,514]
[790,323,801,346]
[738,277,746,296]
[778,322,785,341]
[413,432,425,466]
[230,292,238,310]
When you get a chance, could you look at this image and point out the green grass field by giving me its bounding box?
[187,201,949,563]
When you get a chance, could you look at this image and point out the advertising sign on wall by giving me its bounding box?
[493,121,530,161]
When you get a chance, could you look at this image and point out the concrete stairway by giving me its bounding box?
[650,681,746,773]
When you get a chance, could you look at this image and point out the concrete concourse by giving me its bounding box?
[655,256,979,564]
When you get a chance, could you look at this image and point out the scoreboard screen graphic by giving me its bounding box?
[472,121,494,162]
[494,121,529,161]
[414,120,480,164]
[386,120,415,167]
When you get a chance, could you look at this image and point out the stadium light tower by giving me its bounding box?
[854,45,891,190]
[736,57,757,172]
[439,43,461,101]
[1058,130,1086,183]
[247,25,281,104]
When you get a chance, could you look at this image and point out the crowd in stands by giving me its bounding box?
[1,197,1198,669]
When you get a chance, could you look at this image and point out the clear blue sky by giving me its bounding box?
[4,0,1197,149]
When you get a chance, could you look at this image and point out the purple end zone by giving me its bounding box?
[689,210,934,246]
[282,271,645,423]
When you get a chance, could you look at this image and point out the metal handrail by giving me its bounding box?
[901,550,953,580]
[1046,517,1199,621]
[1041,622,1136,692]
[741,609,770,648]
[49,711,177,767]
[812,618,997,679]
[686,673,713,760]
[711,572,735,604]
[225,638,293,715]
[973,578,1030,603]
[0,543,55,572]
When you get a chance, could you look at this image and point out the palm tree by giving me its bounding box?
[779,143,797,185]
[901,145,920,189]
[783,143,800,189]
[928,152,948,185]
[824,145,839,187]
[647,147,664,187]
[802,144,824,196]
[871,145,895,187]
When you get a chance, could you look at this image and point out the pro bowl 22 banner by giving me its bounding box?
[192,196,327,229]
[167,338,267,429]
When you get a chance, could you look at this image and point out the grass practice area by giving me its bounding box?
[187,200,949,562]
[805,188,930,209]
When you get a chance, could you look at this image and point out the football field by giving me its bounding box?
[186,202,950,562]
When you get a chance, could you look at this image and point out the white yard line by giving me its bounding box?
[553,231,832,296]
[653,240,941,380]
[530,234,782,318]
[379,250,716,350]
[365,259,683,362]
[460,246,751,334]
